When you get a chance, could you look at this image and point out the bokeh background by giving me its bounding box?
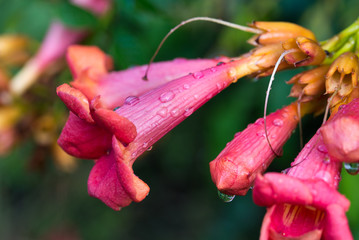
[1,0,359,239]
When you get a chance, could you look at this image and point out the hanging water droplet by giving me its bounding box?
[281,168,290,174]
[124,96,140,106]
[159,91,175,103]
[317,144,328,154]
[344,162,359,175]
[146,146,153,151]
[217,190,235,203]
[193,71,204,79]
[216,61,225,66]
[113,106,120,111]
[273,118,283,127]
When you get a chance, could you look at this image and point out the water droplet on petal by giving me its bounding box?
[184,108,193,117]
[146,146,153,151]
[170,109,180,117]
[124,96,140,106]
[210,67,217,73]
[194,95,199,99]
[113,106,120,111]
[216,82,222,90]
[281,168,290,174]
[193,71,204,79]
[217,190,235,203]
[338,104,347,111]
[216,61,225,66]
[317,144,328,154]
[159,91,175,103]
[255,118,264,125]
[344,162,359,175]
[183,84,190,90]
[256,130,265,137]
[157,107,168,118]
[142,142,149,149]
[273,119,283,127]
[227,68,237,82]
[234,132,241,138]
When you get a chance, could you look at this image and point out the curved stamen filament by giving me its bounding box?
[143,17,262,80]
[264,49,298,157]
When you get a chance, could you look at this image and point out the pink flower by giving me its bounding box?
[58,45,261,209]
[10,21,87,95]
[321,98,359,163]
[210,103,299,196]
[253,132,353,239]
[71,0,112,16]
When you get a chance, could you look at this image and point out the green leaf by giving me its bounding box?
[56,1,97,29]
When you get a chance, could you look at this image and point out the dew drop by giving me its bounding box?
[146,146,153,151]
[317,144,328,154]
[193,71,204,79]
[184,108,193,117]
[159,91,175,103]
[344,162,359,175]
[170,109,180,117]
[273,118,283,127]
[281,168,290,174]
[256,130,265,137]
[255,118,264,125]
[216,82,222,90]
[216,61,225,66]
[157,107,168,118]
[194,94,199,99]
[210,67,217,73]
[217,190,235,203]
[234,132,241,138]
[113,106,120,111]
[183,84,190,90]
[142,142,149,149]
[124,96,140,106]
[227,68,237,82]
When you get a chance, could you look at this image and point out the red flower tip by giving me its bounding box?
[321,98,359,162]
[210,103,298,195]
[88,136,149,210]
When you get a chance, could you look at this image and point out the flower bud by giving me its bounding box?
[248,21,316,46]
[282,37,326,67]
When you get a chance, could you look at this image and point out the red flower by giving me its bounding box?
[253,132,352,239]
[321,98,359,163]
[57,46,262,209]
[210,102,299,195]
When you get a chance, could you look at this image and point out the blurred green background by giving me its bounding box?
[0,0,359,239]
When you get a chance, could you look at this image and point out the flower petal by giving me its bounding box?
[58,112,112,159]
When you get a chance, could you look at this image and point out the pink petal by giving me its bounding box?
[321,98,359,162]
[71,0,112,16]
[323,204,353,240]
[58,112,112,159]
[90,97,137,145]
[56,83,94,123]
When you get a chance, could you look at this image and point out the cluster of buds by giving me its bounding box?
[56,16,359,239]
[0,0,112,172]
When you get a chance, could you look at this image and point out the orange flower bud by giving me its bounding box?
[0,35,31,66]
[282,37,326,67]
[288,65,329,101]
[326,52,359,97]
[248,21,316,46]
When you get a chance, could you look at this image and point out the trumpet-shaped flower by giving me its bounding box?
[210,103,299,196]
[58,45,266,209]
[253,132,352,239]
